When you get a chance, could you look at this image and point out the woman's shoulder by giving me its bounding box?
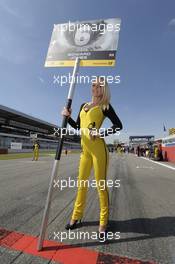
[80,102,88,107]
[79,102,88,111]
[102,103,115,115]
[80,102,90,108]
[102,103,112,111]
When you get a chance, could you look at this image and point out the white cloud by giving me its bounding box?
[0,0,34,28]
[168,18,175,26]
[38,77,44,83]
[0,1,20,18]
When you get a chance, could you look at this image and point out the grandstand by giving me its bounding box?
[0,105,80,153]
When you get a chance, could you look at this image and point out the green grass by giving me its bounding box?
[0,150,80,160]
[0,151,55,160]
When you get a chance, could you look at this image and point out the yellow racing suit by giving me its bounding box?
[68,102,122,225]
[33,143,39,161]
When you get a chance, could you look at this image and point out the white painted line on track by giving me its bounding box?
[136,165,154,169]
[140,157,175,171]
[22,160,47,163]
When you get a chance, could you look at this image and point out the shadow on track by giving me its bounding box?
[42,216,175,250]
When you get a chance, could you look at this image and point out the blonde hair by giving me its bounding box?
[92,76,111,110]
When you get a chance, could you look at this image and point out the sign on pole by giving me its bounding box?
[45,18,121,67]
[30,133,38,139]
[10,142,22,150]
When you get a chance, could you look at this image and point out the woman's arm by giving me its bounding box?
[68,103,85,130]
[100,104,123,137]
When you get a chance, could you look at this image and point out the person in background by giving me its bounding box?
[32,141,40,161]
[154,145,159,160]
[137,145,140,157]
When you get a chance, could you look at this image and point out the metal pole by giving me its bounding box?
[37,57,80,251]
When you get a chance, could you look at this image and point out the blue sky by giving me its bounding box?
[0,0,175,143]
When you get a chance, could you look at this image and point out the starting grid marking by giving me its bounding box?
[0,227,157,264]
[136,166,154,169]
